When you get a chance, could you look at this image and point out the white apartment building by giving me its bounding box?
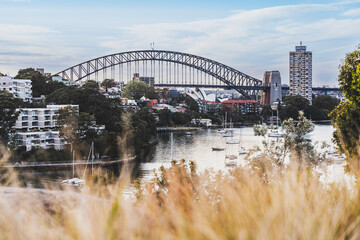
[0,76,32,102]
[14,105,79,151]
[17,131,64,152]
[14,105,79,131]
[289,43,313,104]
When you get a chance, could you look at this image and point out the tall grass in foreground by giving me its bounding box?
[0,158,359,240]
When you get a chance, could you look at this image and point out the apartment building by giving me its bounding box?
[17,131,63,152]
[289,42,313,104]
[14,105,79,151]
[0,76,32,102]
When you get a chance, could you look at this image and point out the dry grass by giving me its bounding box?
[0,157,359,240]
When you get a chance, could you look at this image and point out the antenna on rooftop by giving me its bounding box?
[150,42,155,50]
[300,41,302,46]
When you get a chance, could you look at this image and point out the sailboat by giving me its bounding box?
[223,115,234,138]
[224,133,238,166]
[238,127,248,155]
[268,108,283,138]
[61,142,94,187]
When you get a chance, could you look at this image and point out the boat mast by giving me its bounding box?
[72,150,75,178]
[91,141,94,175]
[170,132,174,161]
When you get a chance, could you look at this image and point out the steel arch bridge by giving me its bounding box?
[55,50,263,99]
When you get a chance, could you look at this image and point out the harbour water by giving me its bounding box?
[17,124,336,187]
[141,124,335,173]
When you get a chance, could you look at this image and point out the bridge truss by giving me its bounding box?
[55,50,263,99]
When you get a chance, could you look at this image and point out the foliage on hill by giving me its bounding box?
[0,91,22,145]
[15,68,65,97]
[279,95,339,121]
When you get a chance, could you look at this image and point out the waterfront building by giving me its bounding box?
[289,42,313,104]
[132,73,155,87]
[0,76,32,102]
[13,105,79,151]
[16,131,64,152]
[14,105,79,131]
[52,75,77,86]
[261,71,282,105]
[221,100,259,115]
[191,119,212,127]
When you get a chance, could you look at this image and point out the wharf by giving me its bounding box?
[156,127,199,132]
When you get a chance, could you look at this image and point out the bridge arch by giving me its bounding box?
[55,50,263,99]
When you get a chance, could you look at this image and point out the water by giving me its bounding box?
[142,124,335,173]
[16,124,336,187]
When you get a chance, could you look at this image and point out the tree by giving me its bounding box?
[78,112,97,140]
[145,86,159,100]
[313,95,340,112]
[55,106,79,144]
[122,81,148,99]
[261,105,273,119]
[15,68,65,97]
[82,80,99,91]
[158,109,173,127]
[281,95,310,120]
[253,111,316,166]
[46,85,123,133]
[330,45,360,170]
[101,79,115,92]
[0,91,21,145]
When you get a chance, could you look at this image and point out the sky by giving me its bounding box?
[0,0,360,86]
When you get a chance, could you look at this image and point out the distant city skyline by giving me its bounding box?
[0,0,360,86]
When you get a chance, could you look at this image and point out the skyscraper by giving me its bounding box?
[289,42,312,104]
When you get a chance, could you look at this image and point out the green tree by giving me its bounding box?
[158,109,173,127]
[15,68,65,97]
[313,95,340,112]
[46,85,123,133]
[330,45,360,171]
[145,86,159,100]
[281,95,310,120]
[0,91,21,144]
[261,105,273,119]
[101,79,115,92]
[82,80,99,91]
[55,106,79,144]
[172,112,192,126]
[253,111,316,166]
[78,112,97,140]
[122,81,148,99]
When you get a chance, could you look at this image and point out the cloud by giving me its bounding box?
[343,8,360,16]
[98,2,360,85]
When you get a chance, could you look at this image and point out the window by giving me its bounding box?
[22,116,28,121]
[22,110,28,115]
[32,110,38,115]
[32,116,38,120]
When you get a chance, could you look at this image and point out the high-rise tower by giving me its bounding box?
[289,42,312,104]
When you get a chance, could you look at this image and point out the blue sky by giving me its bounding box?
[0,0,360,86]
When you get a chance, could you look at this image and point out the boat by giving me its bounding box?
[268,108,283,138]
[184,131,193,135]
[238,128,248,155]
[268,129,283,138]
[223,131,234,138]
[61,141,95,187]
[224,132,238,166]
[212,147,225,151]
[225,154,237,166]
[221,112,234,137]
[61,178,85,187]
